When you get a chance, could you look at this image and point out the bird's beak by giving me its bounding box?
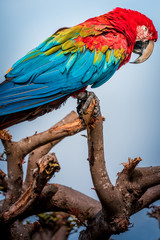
[131,40,154,64]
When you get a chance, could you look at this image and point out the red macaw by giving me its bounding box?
[0,7,158,129]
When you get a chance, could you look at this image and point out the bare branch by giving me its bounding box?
[0,98,160,240]
[44,184,101,218]
[1,111,86,205]
[131,166,160,190]
[116,160,160,213]
[79,107,130,240]
[86,113,123,217]
[24,141,61,191]
[2,153,60,224]
[136,185,160,212]
[24,111,79,190]
[2,141,24,205]
[17,111,86,157]
[12,183,101,222]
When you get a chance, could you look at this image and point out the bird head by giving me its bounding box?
[126,9,158,64]
[132,23,157,63]
[108,8,158,65]
[131,16,158,63]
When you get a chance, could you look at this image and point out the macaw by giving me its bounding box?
[0,7,158,129]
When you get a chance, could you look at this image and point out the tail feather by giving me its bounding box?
[0,96,69,130]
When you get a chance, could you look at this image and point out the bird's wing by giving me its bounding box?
[0,22,127,116]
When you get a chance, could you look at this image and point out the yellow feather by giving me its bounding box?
[101,45,108,53]
[106,49,112,63]
[54,26,82,44]
[62,40,75,50]
[45,45,62,56]
[75,41,85,48]
[113,49,120,59]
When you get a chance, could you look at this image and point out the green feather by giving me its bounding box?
[80,25,96,38]
[45,45,62,56]
[62,40,75,50]
[53,26,81,45]
[106,49,112,63]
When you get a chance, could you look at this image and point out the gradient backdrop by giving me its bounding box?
[0,0,160,239]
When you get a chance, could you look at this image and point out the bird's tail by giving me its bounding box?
[0,95,69,130]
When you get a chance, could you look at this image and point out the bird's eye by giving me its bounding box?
[142,26,148,32]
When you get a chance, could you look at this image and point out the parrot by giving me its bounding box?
[0,7,158,129]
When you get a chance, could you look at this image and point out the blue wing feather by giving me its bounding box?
[1,29,122,117]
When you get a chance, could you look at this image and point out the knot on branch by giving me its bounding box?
[0,130,12,141]
[33,152,60,193]
[121,157,142,176]
[36,153,60,176]
[110,216,131,234]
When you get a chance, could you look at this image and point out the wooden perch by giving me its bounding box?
[17,111,86,157]
[86,113,123,217]
[0,99,160,240]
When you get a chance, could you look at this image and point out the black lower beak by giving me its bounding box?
[133,40,149,55]
[131,40,154,64]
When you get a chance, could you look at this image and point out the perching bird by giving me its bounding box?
[0,7,158,129]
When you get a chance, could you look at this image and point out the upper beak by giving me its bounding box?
[130,40,154,64]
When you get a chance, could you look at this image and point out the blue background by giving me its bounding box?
[0,0,160,239]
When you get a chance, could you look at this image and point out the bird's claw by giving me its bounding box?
[75,91,100,118]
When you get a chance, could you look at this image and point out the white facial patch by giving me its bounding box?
[136,25,152,41]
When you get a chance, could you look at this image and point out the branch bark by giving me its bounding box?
[2,140,24,204]
[0,101,160,240]
[0,111,86,206]
[86,114,123,217]
[137,185,160,211]
[17,111,85,157]
[2,153,60,224]
[24,111,80,190]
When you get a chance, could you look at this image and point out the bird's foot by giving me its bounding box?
[75,91,100,118]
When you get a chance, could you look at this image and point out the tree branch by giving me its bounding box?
[1,139,24,205]
[19,183,101,222]
[17,111,86,157]
[2,153,60,224]
[1,111,86,206]
[44,184,101,218]
[86,113,123,217]
[131,166,160,190]
[80,107,130,240]
[24,111,79,190]
[136,185,160,212]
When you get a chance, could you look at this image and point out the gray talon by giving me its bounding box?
[75,91,100,117]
